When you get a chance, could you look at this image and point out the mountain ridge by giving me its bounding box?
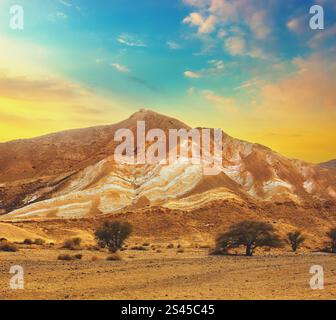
[0,109,335,220]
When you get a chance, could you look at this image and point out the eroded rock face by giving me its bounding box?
[1,109,335,221]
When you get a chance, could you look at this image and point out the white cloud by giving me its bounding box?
[184,70,202,78]
[111,63,130,73]
[59,0,71,7]
[117,34,147,47]
[167,41,181,49]
[183,12,216,34]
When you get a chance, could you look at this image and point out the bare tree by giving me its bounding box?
[287,231,305,252]
[216,221,283,256]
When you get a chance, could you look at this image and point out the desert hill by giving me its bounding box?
[319,159,336,169]
[0,109,335,228]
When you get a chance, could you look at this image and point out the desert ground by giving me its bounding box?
[1,241,336,300]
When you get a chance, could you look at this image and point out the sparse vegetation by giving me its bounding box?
[57,254,74,261]
[62,237,82,250]
[0,242,18,252]
[215,221,284,256]
[34,238,46,245]
[23,238,34,245]
[95,221,132,253]
[91,255,99,262]
[167,243,174,249]
[130,246,147,251]
[326,228,336,253]
[287,231,305,252]
[106,253,122,261]
[58,253,82,261]
[177,248,184,253]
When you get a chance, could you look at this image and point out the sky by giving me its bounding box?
[0,0,335,163]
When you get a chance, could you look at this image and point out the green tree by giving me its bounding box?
[216,221,283,256]
[95,221,132,253]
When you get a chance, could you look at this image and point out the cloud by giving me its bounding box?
[308,25,336,49]
[58,0,71,7]
[111,63,130,73]
[202,90,237,110]
[183,12,217,34]
[224,36,246,55]
[287,17,306,34]
[260,53,336,114]
[117,34,147,47]
[184,70,202,78]
[167,41,181,49]
[0,73,87,101]
[182,0,274,58]
[51,12,68,20]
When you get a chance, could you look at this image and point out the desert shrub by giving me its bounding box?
[74,254,83,260]
[95,221,132,253]
[34,238,46,245]
[216,221,284,256]
[62,237,82,250]
[177,248,184,253]
[209,247,226,255]
[106,254,122,261]
[326,228,336,253]
[130,246,147,251]
[142,243,150,247]
[23,238,34,245]
[91,255,99,262]
[287,231,305,252]
[57,254,74,261]
[156,250,162,253]
[0,242,18,252]
[167,243,174,249]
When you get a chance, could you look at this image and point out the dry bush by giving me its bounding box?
[106,253,122,261]
[74,254,83,260]
[34,238,46,245]
[167,243,174,249]
[57,254,74,261]
[23,238,34,245]
[130,246,147,251]
[0,242,18,252]
[156,249,162,253]
[142,243,150,247]
[62,237,82,250]
[177,248,184,253]
[91,255,99,262]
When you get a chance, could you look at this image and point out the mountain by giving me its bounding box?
[0,109,335,223]
[319,160,336,169]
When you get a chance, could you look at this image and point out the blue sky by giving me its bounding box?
[0,0,335,161]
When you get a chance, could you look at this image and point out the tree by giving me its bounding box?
[326,228,336,253]
[216,221,283,256]
[95,221,132,253]
[287,231,305,252]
